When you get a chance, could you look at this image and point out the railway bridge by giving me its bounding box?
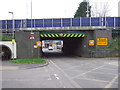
[0,17,120,59]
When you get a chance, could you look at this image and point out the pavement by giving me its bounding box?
[1,48,60,71]
[1,60,48,70]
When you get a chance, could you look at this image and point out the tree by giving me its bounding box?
[91,2,110,17]
[74,1,91,18]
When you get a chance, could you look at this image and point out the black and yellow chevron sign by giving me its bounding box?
[40,34,85,37]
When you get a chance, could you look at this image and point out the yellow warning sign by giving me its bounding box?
[89,40,94,46]
[36,41,42,47]
[97,38,108,45]
[12,39,15,43]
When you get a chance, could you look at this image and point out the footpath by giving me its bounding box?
[0,61,48,70]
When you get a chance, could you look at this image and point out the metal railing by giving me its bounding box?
[0,17,120,30]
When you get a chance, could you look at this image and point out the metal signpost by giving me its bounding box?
[89,40,95,58]
[29,34,35,58]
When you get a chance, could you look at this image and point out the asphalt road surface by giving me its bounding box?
[42,48,62,53]
[1,55,119,88]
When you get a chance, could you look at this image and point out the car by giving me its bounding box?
[48,46,53,50]
[57,45,62,49]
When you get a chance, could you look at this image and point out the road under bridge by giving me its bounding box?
[1,17,119,59]
[15,29,112,59]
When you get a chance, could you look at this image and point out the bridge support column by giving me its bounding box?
[94,29,112,49]
[76,30,112,57]
[93,29,112,57]
[15,31,42,59]
[76,30,94,57]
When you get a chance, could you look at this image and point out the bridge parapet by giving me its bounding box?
[19,26,107,31]
[0,17,120,31]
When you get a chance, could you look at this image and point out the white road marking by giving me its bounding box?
[45,63,66,87]
[72,65,105,79]
[50,60,81,88]
[104,74,119,88]
[54,74,60,80]
[107,62,118,66]
[56,77,59,80]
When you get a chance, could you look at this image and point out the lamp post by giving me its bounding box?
[86,1,89,17]
[8,11,15,60]
[31,0,34,34]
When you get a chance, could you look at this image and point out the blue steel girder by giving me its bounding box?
[0,17,120,30]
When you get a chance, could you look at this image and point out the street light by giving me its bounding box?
[86,1,89,17]
[31,0,34,34]
[8,11,15,60]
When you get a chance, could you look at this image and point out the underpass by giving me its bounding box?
[40,31,85,57]
[0,12,119,90]
[15,28,112,59]
[1,17,119,59]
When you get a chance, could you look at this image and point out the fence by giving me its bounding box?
[0,17,120,30]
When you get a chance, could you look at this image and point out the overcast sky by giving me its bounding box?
[0,0,119,20]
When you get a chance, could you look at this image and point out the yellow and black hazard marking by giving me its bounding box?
[40,34,85,38]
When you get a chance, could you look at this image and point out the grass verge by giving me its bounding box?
[1,34,12,41]
[9,58,46,64]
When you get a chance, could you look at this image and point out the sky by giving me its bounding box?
[0,0,119,20]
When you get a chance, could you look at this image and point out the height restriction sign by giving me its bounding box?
[89,40,94,46]
[36,41,42,47]
[29,35,35,40]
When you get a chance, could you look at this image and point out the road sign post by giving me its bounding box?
[89,40,95,58]
[29,34,35,58]
[12,39,15,60]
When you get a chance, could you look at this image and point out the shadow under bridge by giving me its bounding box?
[40,31,86,57]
